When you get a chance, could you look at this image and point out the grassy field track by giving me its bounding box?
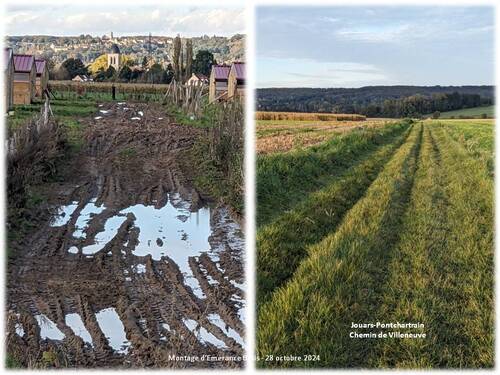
[256,119,493,368]
[257,120,412,227]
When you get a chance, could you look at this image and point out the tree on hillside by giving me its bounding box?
[53,65,71,80]
[105,65,116,80]
[173,35,181,82]
[185,39,193,80]
[144,63,164,84]
[432,111,441,119]
[142,56,150,70]
[192,50,216,77]
[163,63,174,84]
[61,58,87,79]
[89,54,108,75]
[119,65,132,81]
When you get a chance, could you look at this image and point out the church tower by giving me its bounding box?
[107,43,121,71]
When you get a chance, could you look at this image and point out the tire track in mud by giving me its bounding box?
[7,102,245,369]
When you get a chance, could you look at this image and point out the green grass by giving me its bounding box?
[437,119,494,177]
[429,105,494,119]
[257,119,493,368]
[257,122,412,304]
[7,98,98,152]
[257,120,413,227]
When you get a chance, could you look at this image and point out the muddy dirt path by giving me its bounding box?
[7,102,245,368]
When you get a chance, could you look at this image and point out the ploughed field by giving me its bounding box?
[256,119,493,368]
[7,102,245,368]
[256,118,396,154]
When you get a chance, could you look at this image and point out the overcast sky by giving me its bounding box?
[5,4,244,37]
[257,6,494,88]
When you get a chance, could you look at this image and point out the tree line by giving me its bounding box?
[257,86,494,118]
[49,35,217,84]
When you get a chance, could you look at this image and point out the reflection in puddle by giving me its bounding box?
[35,314,65,341]
[65,313,93,346]
[183,318,227,349]
[95,308,130,354]
[120,196,211,298]
[207,313,244,347]
[52,201,78,227]
[82,215,127,255]
[74,199,105,239]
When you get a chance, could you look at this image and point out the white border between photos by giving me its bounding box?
[0,0,498,374]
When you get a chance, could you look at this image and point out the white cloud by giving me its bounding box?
[258,57,389,88]
[6,6,244,37]
[336,24,412,43]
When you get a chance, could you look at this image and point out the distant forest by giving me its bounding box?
[256,86,495,118]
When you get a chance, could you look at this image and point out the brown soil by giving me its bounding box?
[6,102,245,369]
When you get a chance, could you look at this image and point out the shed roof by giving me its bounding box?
[35,59,47,75]
[13,54,35,73]
[212,65,231,81]
[231,62,245,80]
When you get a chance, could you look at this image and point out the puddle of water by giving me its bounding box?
[131,117,141,120]
[51,201,78,227]
[94,116,103,120]
[15,322,24,337]
[138,111,144,117]
[158,117,163,120]
[95,308,130,354]
[65,313,93,346]
[117,102,126,105]
[99,110,109,114]
[183,318,227,349]
[35,314,65,341]
[67,246,79,254]
[14,314,25,337]
[118,196,211,299]
[54,194,243,303]
[82,215,127,255]
[135,264,146,274]
[73,199,106,239]
[207,313,244,347]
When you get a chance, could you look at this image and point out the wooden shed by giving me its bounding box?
[13,54,36,105]
[35,59,49,97]
[4,48,14,111]
[227,62,245,101]
[209,65,230,103]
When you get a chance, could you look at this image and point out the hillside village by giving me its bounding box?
[6,33,244,67]
[4,32,245,110]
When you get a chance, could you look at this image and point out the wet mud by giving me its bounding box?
[7,102,245,368]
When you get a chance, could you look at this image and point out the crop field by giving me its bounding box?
[429,105,495,119]
[256,118,396,154]
[256,119,494,368]
[255,111,366,121]
[48,81,173,102]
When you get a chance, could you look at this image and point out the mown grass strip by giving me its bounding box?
[257,120,412,227]
[370,123,493,368]
[437,120,493,178]
[257,124,413,305]
[257,123,423,368]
